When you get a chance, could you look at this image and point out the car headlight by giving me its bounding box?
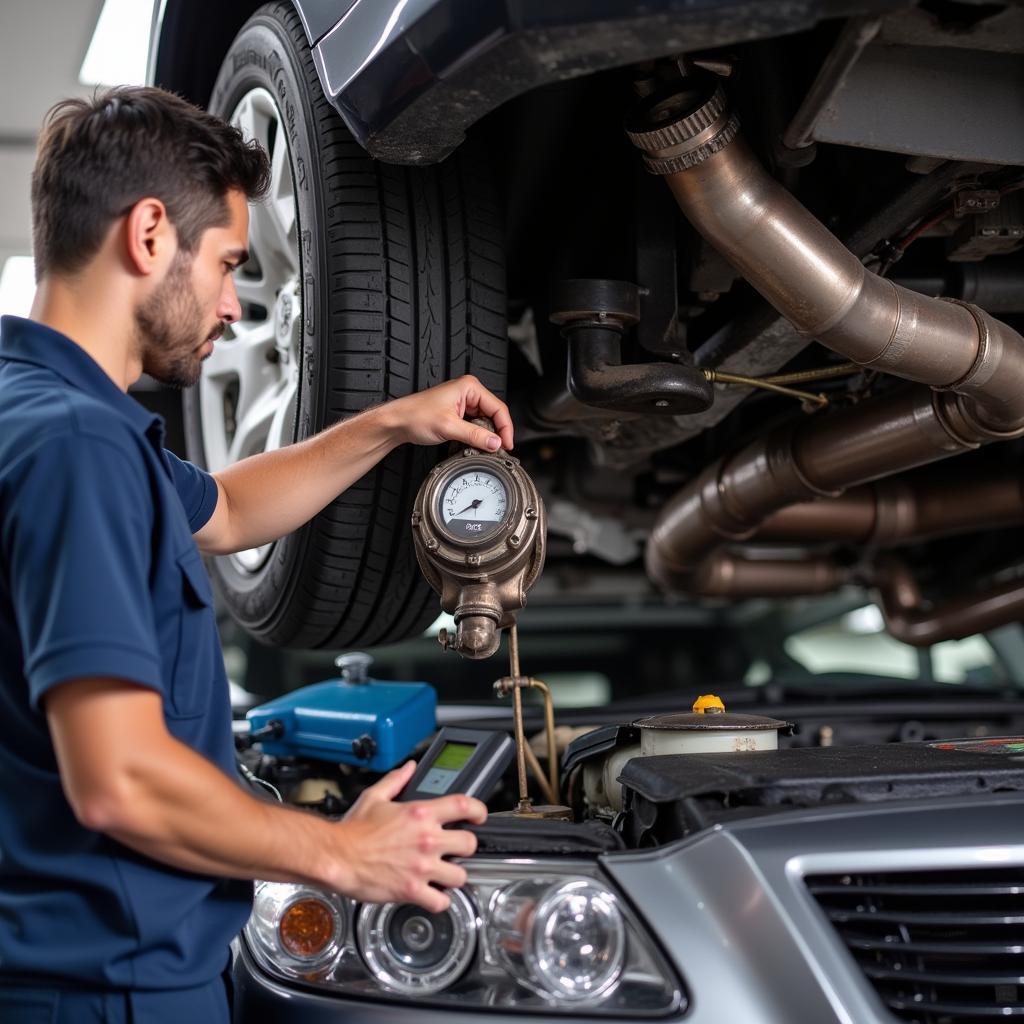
[246,884,346,977]
[490,878,625,1002]
[357,888,477,994]
[243,860,682,1015]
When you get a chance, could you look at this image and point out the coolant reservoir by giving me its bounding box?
[579,696,791,814]
[634,696,790,755]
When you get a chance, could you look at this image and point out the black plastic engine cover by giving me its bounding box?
[470,816,624,855]
[619,741,1024,846]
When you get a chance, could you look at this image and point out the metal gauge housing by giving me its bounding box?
[412,447,546,659]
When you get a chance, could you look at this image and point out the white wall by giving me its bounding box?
[0,0,105,310]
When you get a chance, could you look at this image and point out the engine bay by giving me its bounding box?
[237,660,1024,851]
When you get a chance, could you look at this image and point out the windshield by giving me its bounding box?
[756,607,1020,689]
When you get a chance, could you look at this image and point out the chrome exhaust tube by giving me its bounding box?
[627,81,1024,436]
[645,385,975,593]
[627,78,1024,595]
[758,470,1024,547]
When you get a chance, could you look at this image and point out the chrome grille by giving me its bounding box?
[807,869,1024,1023]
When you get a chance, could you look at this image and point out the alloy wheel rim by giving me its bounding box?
[199,87,301,575]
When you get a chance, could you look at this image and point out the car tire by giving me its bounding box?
[186,1,507,649]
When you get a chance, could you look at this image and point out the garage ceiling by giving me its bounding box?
[0,0,104,272]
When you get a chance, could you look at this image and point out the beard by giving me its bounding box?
[135,250,224,390]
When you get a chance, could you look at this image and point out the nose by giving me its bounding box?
[218,274,242,324]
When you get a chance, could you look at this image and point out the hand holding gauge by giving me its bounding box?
[411,423,546,659]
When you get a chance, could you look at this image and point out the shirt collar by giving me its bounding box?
[0,315,165,445]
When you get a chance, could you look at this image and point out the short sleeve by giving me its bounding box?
[162,449,219,533]
[3,434,162,709]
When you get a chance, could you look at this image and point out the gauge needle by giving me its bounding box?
[454,499,483,517]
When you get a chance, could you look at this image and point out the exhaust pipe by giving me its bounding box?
[645,384,980,593]
[875,557,1024,646]
[679,469,1024,644]
[626,80,1024,436]
[627,77,1024,597]
[759,470,1024,546]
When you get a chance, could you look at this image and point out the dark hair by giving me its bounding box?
[31,86,271,279]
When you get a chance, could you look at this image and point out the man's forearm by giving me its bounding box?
[102,728,350,890]
[196,374,513,555]
[204,404,398,555]
[48,680,483,912]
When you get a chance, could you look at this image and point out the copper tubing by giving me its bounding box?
[875,556,1024,646]
[521,733,557,806]
[703,368,827,407]
[527,678,560,805]
[506,625,531,813]
[494,673,559,805]
[500,625,561,808]
[629,84,1024,597]
[762,363,861,385]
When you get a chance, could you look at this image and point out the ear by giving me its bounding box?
[124,198,175,276]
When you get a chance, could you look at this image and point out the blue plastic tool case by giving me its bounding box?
[246,668,437,773]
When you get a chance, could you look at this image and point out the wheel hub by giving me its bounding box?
[274,290,295,357]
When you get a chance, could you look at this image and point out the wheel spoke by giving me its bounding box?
[266,376,298,453]
[270,129,297,244]
[196,323,283,473]
[232,89,298,288]
[203,321,276,387]
[234,270,276,313]
[228,380,284,465]
[233,93,257,146]
[250,193,298,281]
[196,382,225,471]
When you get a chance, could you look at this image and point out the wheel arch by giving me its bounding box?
[150,0,325,107]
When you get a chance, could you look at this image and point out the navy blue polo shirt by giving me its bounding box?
[0,315,251,990]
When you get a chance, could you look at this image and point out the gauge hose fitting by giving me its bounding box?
[411,445,546,660]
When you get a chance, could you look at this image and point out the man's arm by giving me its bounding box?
[195,375,513,556]
[46,679,484,912]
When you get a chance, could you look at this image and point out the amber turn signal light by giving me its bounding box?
[279,897,336,959]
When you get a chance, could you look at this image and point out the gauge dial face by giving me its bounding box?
[438,468,508,541]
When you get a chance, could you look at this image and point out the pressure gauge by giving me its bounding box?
[438,468,508,542]
[412,445,546,659]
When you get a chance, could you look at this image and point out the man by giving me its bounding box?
[0,87,513,1022]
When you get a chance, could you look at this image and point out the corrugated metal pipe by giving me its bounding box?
[625,77,1024,626]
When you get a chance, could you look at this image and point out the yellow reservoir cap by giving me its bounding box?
[692,694,726,714]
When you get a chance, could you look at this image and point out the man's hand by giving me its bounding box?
[334,760,487,913]
[46,681,487,906]
[385,375,514,453]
